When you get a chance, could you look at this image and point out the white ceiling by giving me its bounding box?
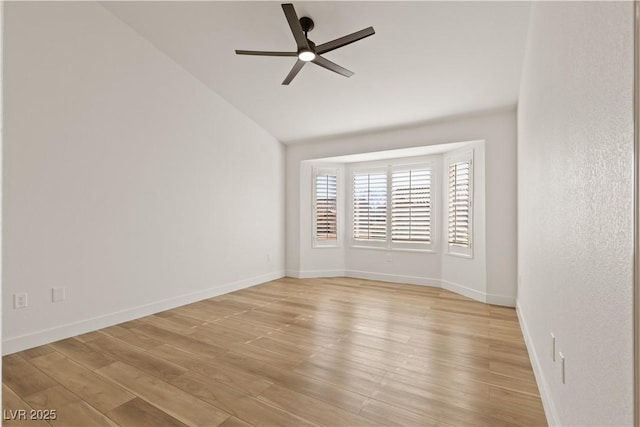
[102,1,531,143]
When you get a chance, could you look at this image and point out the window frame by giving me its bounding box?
[390,161,435,251]
[312,167,339,248]
[445,150,474,258]
[351,166,389,249]
[349,158,436,252]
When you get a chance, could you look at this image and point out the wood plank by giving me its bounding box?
[171,301,237,322]
[96,362,229,426]
[23,385,117,427]
[3,355,56,397]
[360,398,445,427]
[87,335,188,382]
[99,325,165,351]
[137,314,203,335]
[280,373,371,415]
[29,353,135,413]
[257,384,380,426]
[371,379,519,427]
[488,386,547,425]
[212,316,279,337]
[218,415,254,427]
[49,338,115,370]
[384,369,492,397]
[228,342,304,370]
[130,323,227,357]
[17,345,55,360]
[216,351,369,414]
[490,359,538,382]
[2,384,51,427]
[75,331,105,343]
[170,371,315,427]
[147,344,272,396]
[50,400,118,427]
[186,322,257,348]
[244,335,318,359]
[24,385,82,410]
[106,398,188,427]
[293,354,386,397]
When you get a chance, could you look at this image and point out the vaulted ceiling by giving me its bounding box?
[102,1,531,143]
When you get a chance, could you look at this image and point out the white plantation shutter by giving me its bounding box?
[314,172,337,240]
[448,159,471,249]
[353,171,387,241]
[391,168,431,243]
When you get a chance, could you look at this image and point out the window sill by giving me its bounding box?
[312,242,340,249]
[350,244,436,254]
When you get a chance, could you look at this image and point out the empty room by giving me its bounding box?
[1,1,637,426]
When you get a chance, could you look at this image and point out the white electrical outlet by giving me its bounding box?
[52,287,65,303]
[551,333,556,361]
[14,293,27,309]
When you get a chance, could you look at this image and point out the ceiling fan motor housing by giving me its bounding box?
[299,16,314,33]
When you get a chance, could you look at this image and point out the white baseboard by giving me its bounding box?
[516,299,558,426]
[288,269,347,279]
[440,279,514,307]
[345,270,441,287]
[486,293,516,307]
[285,269,300,278]
[2,270,285,355]
[441,279,487,302]
[439,279,515,306]
[292,269,514,307]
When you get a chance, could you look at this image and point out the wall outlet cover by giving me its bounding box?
[14,293,27,309]
[52,287,66,302]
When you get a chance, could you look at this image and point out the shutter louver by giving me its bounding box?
[315,173,337,240]
[448,160,471,248]
[391,168,431,243]
[353,172,387,241]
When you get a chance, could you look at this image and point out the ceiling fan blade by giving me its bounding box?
[235,50,297,57]
[312,56,354,78]
[282,60,306,85]
[282,3,310,50]
[316,27,375,55]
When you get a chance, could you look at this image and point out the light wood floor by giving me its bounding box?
[3,277,547,427]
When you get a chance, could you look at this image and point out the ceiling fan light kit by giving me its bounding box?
[235,3,375,85]
[298,49,315,62]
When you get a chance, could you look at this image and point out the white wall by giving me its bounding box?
[286,110,516,305]
[517,2,634,425]
[297,161,346,277]
[1,0,5,362]
[3,2,285,354]
[440,142,488,302]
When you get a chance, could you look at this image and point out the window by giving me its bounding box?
[447,152,473,256]
[352,162,433,250]
[391,167,432,244]
[313,169,337,246]
[353,170,387,242]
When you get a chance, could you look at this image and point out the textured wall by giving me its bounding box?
[517,2,634,425]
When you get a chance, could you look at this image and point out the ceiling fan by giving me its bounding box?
[235,3,375,85]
